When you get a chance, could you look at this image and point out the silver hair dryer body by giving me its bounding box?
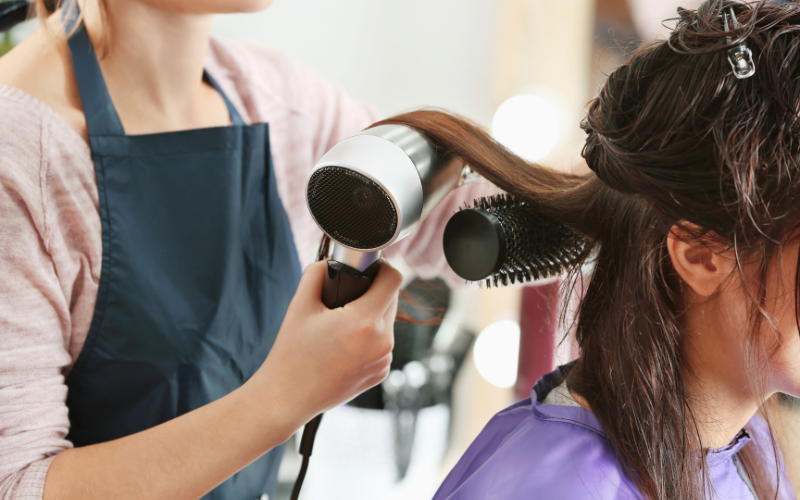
[306,124,475,308]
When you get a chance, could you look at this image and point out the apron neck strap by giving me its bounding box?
[63,4,246,137]
[64,4,125,137]
[204,72,246,126]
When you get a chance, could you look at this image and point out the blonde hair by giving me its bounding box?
[33,0,109,54]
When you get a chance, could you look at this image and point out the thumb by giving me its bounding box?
[292,260,328,308]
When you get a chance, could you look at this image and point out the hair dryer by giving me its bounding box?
[290,124,477,500]
[306,124,477,308]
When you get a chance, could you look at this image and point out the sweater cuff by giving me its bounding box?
[6,456,56,500]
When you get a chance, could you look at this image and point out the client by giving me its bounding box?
[378,0,799,498]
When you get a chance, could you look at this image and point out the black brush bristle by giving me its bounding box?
[443,194,586,287]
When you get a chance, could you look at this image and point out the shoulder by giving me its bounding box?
[206,38,308,82]
[745,413,781,463]
[206,38,320,115]
[435,399,642,500]
[0,75,93,252]
[206,37,376,124]
[745,412,797,499]
[0,21,87,141]
[0,87,48,181]
[0,85,87,173]
[0,86,94,253]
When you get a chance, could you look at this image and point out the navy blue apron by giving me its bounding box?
[62,11,302,500]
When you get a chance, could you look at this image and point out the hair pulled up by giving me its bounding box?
[376,1,800,498]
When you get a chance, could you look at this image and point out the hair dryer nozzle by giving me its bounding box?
[306,124,468,252]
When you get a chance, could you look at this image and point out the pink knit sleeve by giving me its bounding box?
[289,61,380,165]
[0,93,74,499]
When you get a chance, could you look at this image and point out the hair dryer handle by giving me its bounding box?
[292,254,381,500]
[322,259,382,309]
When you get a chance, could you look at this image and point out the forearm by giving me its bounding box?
[39,260,401,500]
[43,379,295,500]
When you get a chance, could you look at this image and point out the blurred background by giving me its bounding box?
[3,0,800,498]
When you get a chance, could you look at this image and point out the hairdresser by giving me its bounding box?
[0,1,493,499]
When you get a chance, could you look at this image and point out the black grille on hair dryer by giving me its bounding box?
[306,166,398,250]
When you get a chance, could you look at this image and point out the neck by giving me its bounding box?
[682,299,761,449]
[79,0,222,132]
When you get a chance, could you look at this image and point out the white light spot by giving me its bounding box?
[473,320,520,389]
[403,361,427,389]
[492,94,560,161]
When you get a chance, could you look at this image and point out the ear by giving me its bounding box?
[667,223,735,298]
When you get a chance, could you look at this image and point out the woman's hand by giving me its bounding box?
[43,259,402,500]
[250,259,402,431]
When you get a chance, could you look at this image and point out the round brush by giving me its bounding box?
[443,194,586,286]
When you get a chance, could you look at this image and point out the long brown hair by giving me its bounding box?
[375,1,800,498]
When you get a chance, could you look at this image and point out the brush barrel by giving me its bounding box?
[443,197,585,287]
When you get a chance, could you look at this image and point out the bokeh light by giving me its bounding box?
[473,320,520,389]
[491,94,560,161]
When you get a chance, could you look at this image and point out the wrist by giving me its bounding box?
[238,369,306,445]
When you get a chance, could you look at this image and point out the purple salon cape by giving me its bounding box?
[433,366,796,499]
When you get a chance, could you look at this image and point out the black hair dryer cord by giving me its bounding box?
[289,413,323,500]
